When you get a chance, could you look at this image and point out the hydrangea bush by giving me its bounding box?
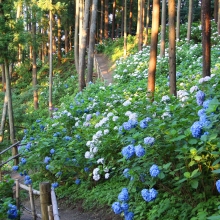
[12,23,220,219]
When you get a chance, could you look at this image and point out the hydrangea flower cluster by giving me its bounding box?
[24,175,32,185]
[44,156,51,164]
[134,145,145,157]
[149,164,160,177]
[51,182,59,189]
[112,188,134,220]
[75,179,81,185]
[216,180,220,193]
[144,137,155,146]
[7,204,18,219]
[123,120,138,131]
[122,145,135,159]
[196,90,205,106]
[93,167,100,181]
[12,165,19,171]
[20,158,27,165]
[139,117,151,129]
[141,188,158,202]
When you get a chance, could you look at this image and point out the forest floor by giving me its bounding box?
[10,54,122,220]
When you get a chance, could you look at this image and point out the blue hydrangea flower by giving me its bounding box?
[123,120,138,131]
[53,132,61,137]
[24,175,32,185]
[36,119,41,123]
[196,90,205,106]
[46,165,51,170]
[118,188,129,202]
[150,164,160,177]
[118,126,125,135]
[20,158,26,165]
[198,109,206,117]
[112,202,122,214]
[30,137,35,141]
[55,171,62,177]
[51,182,59,189]
[190,121,203,138]
[40,125,45,131]
[44,156,51,164]
[216,180,220,193]
[86,114,92,121]
[141,188,158,202]
[64,136,72,141]
[12,165,19,171]
[144,137,155,146]
[75,179,81,185]
[135,144,145,157]
[84,167,89,172]
[123,168,130,178]
[125,211,134,220]
[121,203,129,211]
[50,149,55,154]
[203,99,211,109]
[139,119,148,129]
[26,142,31,150]
[199,114,210,127]
[122,145,135,159]
[75,134,81,141]
[96,111,100,116]
[7,204,18,219]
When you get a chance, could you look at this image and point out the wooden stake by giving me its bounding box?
[48,205,54,220]
[29,185,36,220]
[40,182,51,220]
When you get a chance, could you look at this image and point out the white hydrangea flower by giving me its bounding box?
[93,167,100,175]
[161,95,170,102]
[85,151,92,159]
[123,100,131,106]
[104,129,109,135]
[114,126,118,130]
[125,111,132,116]
[112,116,119,121]
[105,173,110,179]
[93,174,100,181]
[161,112,172,119]
[97,158,104,164]
[190,85,199,93]
[92,147,98,153]
[107,112,114,117]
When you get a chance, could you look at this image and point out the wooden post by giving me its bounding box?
[39,182,51,220]
[51,188,60,220]
[15,179,20,220]
[29,185,36,220]
[48,205,54,220]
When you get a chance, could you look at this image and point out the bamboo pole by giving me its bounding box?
[40,182,51,220]
[15,179,20,220]
[19,183,40,195]
[51,189,60,220]
[48,205,54,220]
[29,185,36,220]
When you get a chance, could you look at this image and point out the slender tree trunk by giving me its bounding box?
[65,29,69,54]
[112,0,116,39]
[74,0,79,73]
[16,1,22,66]
[187,0,193,42]
[124,0,127,57]
[218,0,220,35]
[201,0,211,77]
[32,9,39,110]
[129,0,133,35]
[100,0,104,42]
[79,0,90,91]
[104,0,109,39]
[5,59,18,164]
[138,0,143,51]
[121,1,124,37]
[87,0,98,83]
[214,0,218,23]
[144,0,150,45]
[49,2,53,112]
[176,0,181,41]
[57,15,62,65]
[147,0,159,100]
[0,64,7,143]
[169,0,176,96]
[160,0,166,57]
[79,0,84,47]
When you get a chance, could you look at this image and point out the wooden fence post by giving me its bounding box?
[39,182,51,220]
[29,185,36,220]
[15,179,20,220]
[48,205,54,220]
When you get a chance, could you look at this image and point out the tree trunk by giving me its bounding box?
[78,0,90,91]
[176,0,181,41]
[144,0,150,45]
[121,1,124,37]
[160,0,166,57]
[214,0,218,23]
[111,0,116,39]
[32,9,39,110]
[147,0,159,100]
[5,59,18,163]
[49,2,53,112]
[124,0,127,57]
[169,0,176,96]
[104,0,109,39]
[201,0,211,77]
[129,0,133,35]
[138,0,143,51]
[187,0,193,42]
[57,15,62,65]
[100,0,104,42]
[79,0,84,47]
[74,0,79,73]
[87,0,98,83]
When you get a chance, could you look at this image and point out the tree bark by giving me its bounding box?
[144,0,150,45]
[49,1,53,112]
[111,0,116,39]
[78,0,90,91]
[100,0,104,42]
[104,0,109,39]
[57,15,62,65]
[124,0,127,57]
[74,0,79,73]
[187,0,193,42]
[169,0,176,96]
[147,0,159,100]
[176,0,181,41]
[87,0,98,83]
[129,0,133,35]
[160,0,166,57]
[201,0,211,77]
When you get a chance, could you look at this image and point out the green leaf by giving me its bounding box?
[206,97,220,114]
[188,139,198,145]
[207,216,220,220]
[188,161,195,167]
[163,162,171,170]
[190,180,198,189]
[212,169,220,174]
[191,169,199,177]
[194,155,202,161]
[184,172,191,178]
[158,172,165,179]
[212,158,220,166]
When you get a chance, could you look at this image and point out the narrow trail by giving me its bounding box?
[10,55,121,220]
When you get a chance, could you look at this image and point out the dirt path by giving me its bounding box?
[11,56,121,220]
